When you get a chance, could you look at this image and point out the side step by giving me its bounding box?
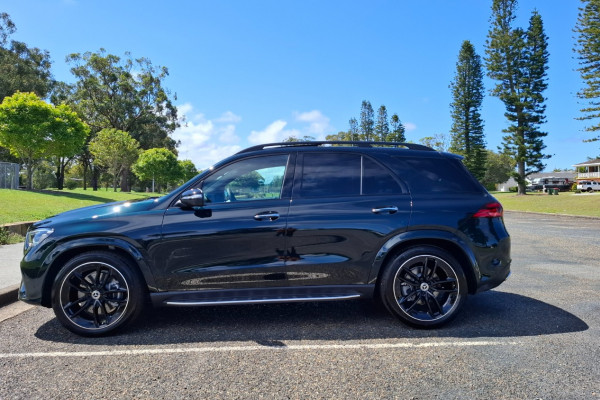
[150,285,374,308]
[165,293,361,306]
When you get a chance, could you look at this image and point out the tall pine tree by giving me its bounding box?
[374,105,390,142]
[449,40,487,180]
[574,0,600,143]
[485,0,549,195]
[389,114,406,142]
[360,100,374,141]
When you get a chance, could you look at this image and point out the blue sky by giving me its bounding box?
[2,0,595,170]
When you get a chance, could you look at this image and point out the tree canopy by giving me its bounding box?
[89,128,140,191]
[0,92,88,189]
[133,148,182,192]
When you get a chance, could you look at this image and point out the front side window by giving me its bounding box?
[202,155,289,203]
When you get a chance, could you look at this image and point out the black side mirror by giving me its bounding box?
[179,188,205,208]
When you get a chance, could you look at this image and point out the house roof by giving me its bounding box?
[573,158,600,167]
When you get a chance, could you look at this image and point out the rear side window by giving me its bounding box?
[298,153,403,197]
[300,153,361,197]
[391,156,482,194]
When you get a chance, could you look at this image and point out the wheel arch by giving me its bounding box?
[369,231,480,295]
[40,238,156,307]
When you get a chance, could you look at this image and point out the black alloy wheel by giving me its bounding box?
[379,246,467,328]
[52,251,144,336]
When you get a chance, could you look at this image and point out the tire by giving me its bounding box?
[379,246,467,328]
[51,251,145,336]
[587,187,593,192]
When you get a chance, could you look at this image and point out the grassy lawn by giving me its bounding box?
[494,191,600,217]
[0,188,159,225]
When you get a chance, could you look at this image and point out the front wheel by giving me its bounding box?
[52,251,145,336]
[379,246,467,328]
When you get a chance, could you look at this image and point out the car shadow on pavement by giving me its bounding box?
[34,290,588,345]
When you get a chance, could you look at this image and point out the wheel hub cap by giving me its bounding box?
[91,290,101,300]
[420,282,430,292]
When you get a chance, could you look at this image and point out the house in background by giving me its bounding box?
[496,171,576,192]
[573,158,600,182]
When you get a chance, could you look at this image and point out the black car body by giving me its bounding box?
[19,142,511,335]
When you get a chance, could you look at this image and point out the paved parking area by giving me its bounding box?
[0,212,598,399]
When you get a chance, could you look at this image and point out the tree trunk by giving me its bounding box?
[120,167,130,192]
[55,159,65,190]
[26,164,33,190]
[92,165,99,191]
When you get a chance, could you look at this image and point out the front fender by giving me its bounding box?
[367,229,480,287]
[21,236,158,307]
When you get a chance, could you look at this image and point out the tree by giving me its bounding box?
[46,104,89,190]
[360,100,374,141]
[0,13,52,101]
[449,40,487,180]
[419,133,450,152]
[67,49,179,190]
[374,105,390,142]
[0,13,53,164]
[0,92,87,189]
[0,92,52,188]
[179,159,198,183]
[389,114,406,142]
[485,0,550,194]
[481,150,516,190]
[133,148,182,192]
[574,0,600,143]
[89,129,140,191]
[283,135,315,142]
[349,118,359,141]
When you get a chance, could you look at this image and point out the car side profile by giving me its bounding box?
[19,141,511,336]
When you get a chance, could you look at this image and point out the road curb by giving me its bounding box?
[504,210,600,220]
[0,285,19,307]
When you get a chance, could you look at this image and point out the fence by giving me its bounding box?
[0,162,20,189]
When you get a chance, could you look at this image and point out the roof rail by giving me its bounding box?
[236,141,435,154]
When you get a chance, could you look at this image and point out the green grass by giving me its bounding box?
[494,191,600,217]
[0,188,159,225]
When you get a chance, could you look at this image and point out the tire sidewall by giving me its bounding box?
[51,251,144,337]
[379,245,467,328]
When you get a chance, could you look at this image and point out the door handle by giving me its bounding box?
[254,211,280,221]
[372,206,398,214]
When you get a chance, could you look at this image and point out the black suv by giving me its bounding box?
[19,142,511,336]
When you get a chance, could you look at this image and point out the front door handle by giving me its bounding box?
[372,206,398,215]
[254,211,280,221]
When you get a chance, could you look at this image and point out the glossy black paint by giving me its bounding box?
[19,145,511,314]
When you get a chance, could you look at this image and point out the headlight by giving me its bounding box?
[24,228,54,253]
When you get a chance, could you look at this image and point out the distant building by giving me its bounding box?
[573,158,600,182]
[496,171,576,192]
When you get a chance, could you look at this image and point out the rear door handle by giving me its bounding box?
[372,206,398,215]
[254,211,280,221]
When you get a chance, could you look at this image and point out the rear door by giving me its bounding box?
[284,151,411,287]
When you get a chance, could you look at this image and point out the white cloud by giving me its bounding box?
[173,104,242,169]
[216,111,242,123]
[404,122,417,131]
[294,110,332,136]
[248,120,299,144]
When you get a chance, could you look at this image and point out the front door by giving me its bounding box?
[155,154,293,291]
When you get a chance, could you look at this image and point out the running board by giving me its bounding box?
[164,293,361,306]
[150,285,375,308]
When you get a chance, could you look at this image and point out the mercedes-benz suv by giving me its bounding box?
[19,141,511,336]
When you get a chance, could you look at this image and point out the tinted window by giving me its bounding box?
[300,153,361,197]
[391,156,482,194]
[362,157,403,195]
[202,155,288,203]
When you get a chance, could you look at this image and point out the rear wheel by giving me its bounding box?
[379,246,467,328]
[52,251,144,336]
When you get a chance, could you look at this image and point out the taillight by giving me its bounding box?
[473,202,503,218]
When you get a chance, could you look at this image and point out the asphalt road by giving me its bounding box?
[0,212,598,399]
